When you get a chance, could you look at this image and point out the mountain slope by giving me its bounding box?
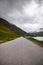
[28,31,43,37]
[0,18,27,42]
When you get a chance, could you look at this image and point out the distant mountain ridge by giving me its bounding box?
[28,31,43,37]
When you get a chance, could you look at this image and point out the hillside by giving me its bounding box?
[0,18,27,42]
[28,31,43,37]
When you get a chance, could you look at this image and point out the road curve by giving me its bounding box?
[0,37,43,65]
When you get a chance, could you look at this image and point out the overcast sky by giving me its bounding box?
[0,0,43,32]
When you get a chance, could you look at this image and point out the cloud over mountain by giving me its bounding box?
[0,0,43,32]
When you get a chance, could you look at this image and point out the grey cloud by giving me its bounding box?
[35,0,43,4]
[0,0,43,32]
[0,0,11,15]
[0,0,32,11]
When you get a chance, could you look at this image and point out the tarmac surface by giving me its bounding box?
[0,37,43,65]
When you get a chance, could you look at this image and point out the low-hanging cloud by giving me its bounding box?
[0,0,43,32]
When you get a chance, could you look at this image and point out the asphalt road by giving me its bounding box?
[0,37,43,65]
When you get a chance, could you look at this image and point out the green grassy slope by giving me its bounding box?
[0,19,20,43]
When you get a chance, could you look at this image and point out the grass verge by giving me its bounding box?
[27,37,43,47]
